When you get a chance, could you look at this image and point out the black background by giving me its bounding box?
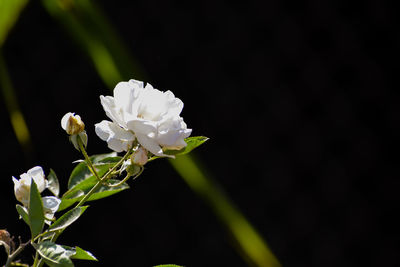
[0,1,398,266]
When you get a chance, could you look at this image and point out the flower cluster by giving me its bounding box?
[12,166,60,221]
[95,79,192,158]
[5,78,207,267]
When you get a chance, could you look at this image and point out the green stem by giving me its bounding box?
[4,240,29,267]
[35,149,134,267]
[35,150,135,267]
[107,166,143,187]
[32,249,39,267]
[36,258,44,267]
[77,137,102,182]
[32,231,53,243]
[75,149,132,207]
[35,230,61,267]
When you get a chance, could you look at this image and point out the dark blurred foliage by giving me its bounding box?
[0,0,398,266]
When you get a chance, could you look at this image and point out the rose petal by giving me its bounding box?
[95,120,135,152]
[27,166,47,192]
[100,95,127,128]
[114,81,136,114]
[126,119,157,135]
[61,112,73,131]
[136,133,173,158]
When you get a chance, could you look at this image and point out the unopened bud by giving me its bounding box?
[0,229,11,244]
[61,112,85,135]
[0,229,13,254]
[131,147,148,166]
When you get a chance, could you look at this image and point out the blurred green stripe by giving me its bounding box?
[0,0,28,46]
[42,0,145,89]
[0,50,31,147]
[0,0,32,152]
[170,156,281,267]
[41,1,281,266]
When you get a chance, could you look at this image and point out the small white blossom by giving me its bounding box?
[12,166,60,219]
[61,112,85,135]
[95,79,192,157]
[12,166,47,206]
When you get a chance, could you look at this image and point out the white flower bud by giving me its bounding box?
[61,112,85,135]
[0,229,11,244]
[0,229,12,255]
[131,147,148,166]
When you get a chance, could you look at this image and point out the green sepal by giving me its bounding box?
[69,134,80,151]
[47,168,60,197]
[16,204,29,225]
[78,131,88,148]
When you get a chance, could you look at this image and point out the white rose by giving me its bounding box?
[12,167,61,217]
[13,166,47,206]
[95,79,192,157]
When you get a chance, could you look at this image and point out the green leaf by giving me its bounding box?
[67,161,91,190]
[48,168,60,197]
[59,179,129,211]
[59,245,97,261]
[96,156,122,165]
[150,136,209,161]
[33,241,74,267]
[62,153,125,210]
[48,206,88,232]
[16,204,29,225]
[41,231,56,241]
[153,265,184,267]
[58,190,84,211]
[29,180,44,239]
[68,153,119,189]
[85,179,129,201]
[171,136,209,156]
[70,247,97,261]
[64,190,85,199]
[58,199,79,212]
